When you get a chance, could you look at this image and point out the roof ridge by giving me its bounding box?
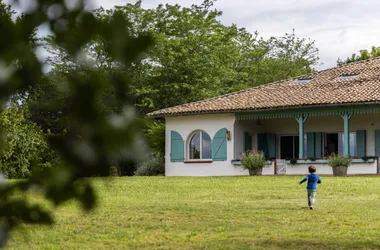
[151,78,290,113]
[148,56,380,116]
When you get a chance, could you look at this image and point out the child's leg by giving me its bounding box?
[308,190,316,206]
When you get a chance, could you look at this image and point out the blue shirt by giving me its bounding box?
[300,174,322,190]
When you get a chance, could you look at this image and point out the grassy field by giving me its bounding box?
[5,176,380,249]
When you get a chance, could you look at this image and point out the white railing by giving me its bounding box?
[276,159,287,175]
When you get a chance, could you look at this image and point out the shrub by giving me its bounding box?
[134,156,164,176]
[115,156,137,176]
[0,103,52,179]
[308,157,317,161]
[328,153,352,168]
[109,166,119,176]
[240,150,266,170]
[289,158,298,165]
[361,156,375,162]
[146,121,165,158]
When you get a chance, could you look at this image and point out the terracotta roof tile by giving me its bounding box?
[148,57,380,117]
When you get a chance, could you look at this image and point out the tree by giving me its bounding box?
[0,0,152,245]
[337,46,380,66]
[0,102,56,178]
[42,1,320,116]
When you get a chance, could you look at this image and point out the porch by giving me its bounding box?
[232,106,380,175]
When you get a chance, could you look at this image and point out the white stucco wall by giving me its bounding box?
[285,161,378,175]
[166,113,380,176]
[165,114,244,176]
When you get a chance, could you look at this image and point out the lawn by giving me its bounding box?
[5,176,380,249]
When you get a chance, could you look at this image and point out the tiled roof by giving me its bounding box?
[148,57,380,117]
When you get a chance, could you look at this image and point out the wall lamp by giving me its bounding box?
[226,130,231,141]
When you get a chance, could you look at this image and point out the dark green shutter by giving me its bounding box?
[170,131,184,162]
[212,128,227,161]
[315,132,322,158]
[356,130,366,157]
[267,134,276,159]
[375,130,380,157]
[307,132,315,158]
[257,133,265,152]
[244,132,249,151]
[257,133,268,158]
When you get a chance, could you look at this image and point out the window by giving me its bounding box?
[289,78,312,85]
[337,74,358,80]
[189,131,212,160]
[324,132,356,156]
[338,132,356,156]
[280,134,307,159]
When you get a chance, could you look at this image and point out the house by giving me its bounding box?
[148,57,380,176]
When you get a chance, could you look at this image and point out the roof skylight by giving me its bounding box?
[289,78,312,85]
[337,74,358,80]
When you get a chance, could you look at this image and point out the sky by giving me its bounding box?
[5,0,380,70]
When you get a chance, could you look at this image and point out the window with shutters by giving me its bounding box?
[188,131,212,160]
[323,132,357,156]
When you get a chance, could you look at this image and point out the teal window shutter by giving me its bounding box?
[257,133,265,152]
[170,131,184,162]
[244,132,249,152]
[356,130,366,157]
[375,130,380,157]
[315,132,322,158]
[212,128,227,161]
[307,132,315,158]
[258,133,269,158]
[267,134,276,159]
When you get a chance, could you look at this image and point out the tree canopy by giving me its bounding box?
[40,1,320,117]
[337,46,380,66]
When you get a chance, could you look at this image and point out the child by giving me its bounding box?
[299,165,322,210]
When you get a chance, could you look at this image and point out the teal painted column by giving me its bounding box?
[296,115,308,159]
[340,112,353,157]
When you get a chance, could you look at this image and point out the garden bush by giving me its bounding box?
[134,156,164,176]
[146,121,165,158]
[0,103,53,178]
[109,166,119,176]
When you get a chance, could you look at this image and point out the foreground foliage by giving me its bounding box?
[0,0,150,244]
[6,176,380,249]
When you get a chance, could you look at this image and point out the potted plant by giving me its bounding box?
[308,157,317,162]
[240,150,266,176]
[290,158,298,165]
[328,153,352,176]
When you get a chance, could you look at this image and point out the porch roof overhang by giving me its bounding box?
[235,103,380,120]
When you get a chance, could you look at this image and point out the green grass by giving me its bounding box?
[5,176,380,249]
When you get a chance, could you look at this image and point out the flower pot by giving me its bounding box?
[248,168,262,176]
[332,166,348,176]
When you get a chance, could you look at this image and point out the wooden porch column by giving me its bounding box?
[296,115,308,159]
[340,112,353,157]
